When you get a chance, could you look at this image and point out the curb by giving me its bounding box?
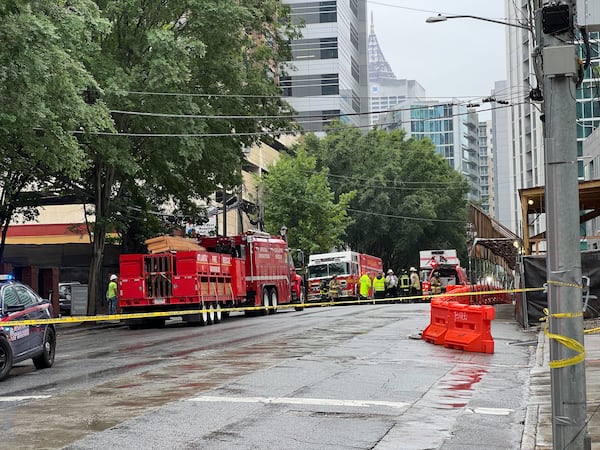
[521,326,545,449]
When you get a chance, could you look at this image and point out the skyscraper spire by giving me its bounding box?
[371,11,374,34]
[368,12,396,82]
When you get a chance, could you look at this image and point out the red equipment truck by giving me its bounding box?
[306,251,383,302]
[118,231,303,328]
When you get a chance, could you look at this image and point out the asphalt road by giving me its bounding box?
[0,303,538,449]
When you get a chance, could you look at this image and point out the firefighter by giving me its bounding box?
[372,271,386,302]
[359,272,372,300]
[385,269,398,299]
[430,271,442,295]
[399,270,410,300]
[328,275,341,301]
[409,267,421,301]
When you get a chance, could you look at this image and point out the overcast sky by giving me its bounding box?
[368,0,508,104]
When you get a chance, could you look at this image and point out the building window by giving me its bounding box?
[352,92,360,112]
[350,24,359,50]
[349,0,358,17]
[321,73,339,95]
[291,37,338,60]
[280,74,339,97]
[280,76,292,97]
[323,109,340,127]
[321,37,338,59]
[289,1,337,25]
[351,57,359,82]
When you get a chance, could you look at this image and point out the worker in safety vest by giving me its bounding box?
[409,267,421,301]
[399,270,410,298]
[372,271,386,301]
[359,272,372,300]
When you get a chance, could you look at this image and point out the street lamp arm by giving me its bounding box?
[425,14,531,31]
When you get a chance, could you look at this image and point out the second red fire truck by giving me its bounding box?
[306,251,383,302]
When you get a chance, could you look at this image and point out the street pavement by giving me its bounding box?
[523,315,600,450]
[56,304,600,449]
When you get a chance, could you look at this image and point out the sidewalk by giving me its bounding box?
[523,320,600,449]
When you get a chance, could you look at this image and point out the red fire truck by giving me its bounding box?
[306,251,383,302]
[118,231,303,328]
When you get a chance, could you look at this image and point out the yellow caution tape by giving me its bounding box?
[546,279,583,289]
[542,308,586,369]
[0,286,545,327]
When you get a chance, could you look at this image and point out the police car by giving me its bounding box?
[0,274,56,381]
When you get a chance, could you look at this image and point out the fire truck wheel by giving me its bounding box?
[207,303,215,324]
[213,303,222,323]
[295,287,305,311]
[200,302,209,325]
[269,289,278,315]
[261,287,270,316]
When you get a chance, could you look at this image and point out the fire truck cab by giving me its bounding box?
[306,251,382,302]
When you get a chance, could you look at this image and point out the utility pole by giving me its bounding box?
[539,1,589,448]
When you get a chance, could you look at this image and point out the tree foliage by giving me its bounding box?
[302,123,470,271]
[69,0,300,311]
[0,0,112,261]
[262,148,355,258]
[0,0,301,311]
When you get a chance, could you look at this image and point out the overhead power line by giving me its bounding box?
[72,101,529,138]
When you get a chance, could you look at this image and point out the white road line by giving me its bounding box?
[189,395,410,409]
[471,407,514,416]
[0,395,52,402]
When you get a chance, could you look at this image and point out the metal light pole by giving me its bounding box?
[537,3,589,448]
[428,7,588,448]
[426,14,530,30]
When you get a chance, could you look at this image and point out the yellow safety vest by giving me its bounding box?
[373,276,386,292]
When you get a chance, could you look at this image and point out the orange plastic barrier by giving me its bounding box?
[443,285,471,304]
[421,298,450,345]
[443,302,495,354]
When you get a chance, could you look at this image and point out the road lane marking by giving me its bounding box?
[471,407,514,415]
[0,395,52,402]
[189,395,410,409]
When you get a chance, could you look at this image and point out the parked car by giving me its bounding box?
[59,281,81,316]
[0,274,56,381]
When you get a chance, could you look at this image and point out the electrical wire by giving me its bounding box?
[76,101,529,138]
[264,190,466,224]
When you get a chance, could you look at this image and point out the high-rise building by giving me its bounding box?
[380,100,481,201]
[491,80,516,231]
[367,14,425,125]
[504,2,546,241]
[281,0,369,133]
[478,120,493,214]
[504,2,600,242]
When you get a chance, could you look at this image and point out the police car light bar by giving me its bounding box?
[0,274,15,281]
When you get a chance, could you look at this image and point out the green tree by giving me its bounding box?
[303,123,470,270]
[66,0,301,312]
[261,148,355,258]
[0,0,112,263]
